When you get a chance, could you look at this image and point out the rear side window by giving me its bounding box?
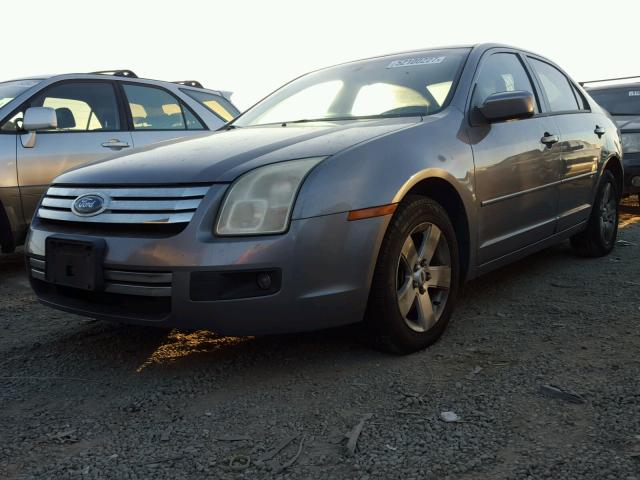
[180,89,239,122]
[122,84,204,130]
[29,82,121,132]
[529,58,579,112]
[571,84,589,110]
[471,53,537,111]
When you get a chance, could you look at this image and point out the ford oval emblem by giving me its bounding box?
[71,193,108,217]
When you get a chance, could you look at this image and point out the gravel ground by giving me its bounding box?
[1,201,639,480]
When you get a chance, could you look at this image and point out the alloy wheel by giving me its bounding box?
[599,183,617,243]
[396,222,451,333]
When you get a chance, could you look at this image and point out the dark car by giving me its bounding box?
[26,44,622,354]
[585,77,640,204]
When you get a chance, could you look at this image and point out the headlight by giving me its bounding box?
[215,157,324,235]
[621,132,640,154]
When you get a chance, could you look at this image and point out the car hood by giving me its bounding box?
[55,117,421,185]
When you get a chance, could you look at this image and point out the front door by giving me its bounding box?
[467,51,563,265]
[15,81,132,222]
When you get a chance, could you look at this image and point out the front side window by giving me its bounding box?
[29,82,121,132]
[122,84,204,130]
[1,112,24,132]
[472,53,537,111]
[589,87,640,116]
[180,89,239,122]
[529,58,579,112]
[234,49,469,127]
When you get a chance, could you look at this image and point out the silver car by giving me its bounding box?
[0,70,239,253]
[26,44,622,353]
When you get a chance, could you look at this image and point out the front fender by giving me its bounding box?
[292,108,475,220]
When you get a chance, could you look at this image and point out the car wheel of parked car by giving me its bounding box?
[570,170,619,257]
[365,196,460,354]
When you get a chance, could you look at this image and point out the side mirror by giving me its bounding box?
[21,107,57,148]
[23,107,57,131]
[477,90,535,123]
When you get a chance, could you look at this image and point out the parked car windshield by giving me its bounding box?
[590,87,640,115]
[234,49,470,127]
[0,79,43,109]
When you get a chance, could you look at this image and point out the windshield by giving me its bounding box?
[0,79,42,109]
[589,87,640,116]
[234,49,469,127]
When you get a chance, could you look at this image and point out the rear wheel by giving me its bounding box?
[570,170,619,257]
[364,196,459,354]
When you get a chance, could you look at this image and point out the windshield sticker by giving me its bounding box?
[629,91,640,97]
[387,56,446,69]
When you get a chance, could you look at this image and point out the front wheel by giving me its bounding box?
[570,170,619,257]
[364,196,460,354]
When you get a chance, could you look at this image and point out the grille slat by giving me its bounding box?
[47,186,210,198]
[41,197,202,212]
[38,209,195,224]
[30,258,172,297]
[38,185,209,225]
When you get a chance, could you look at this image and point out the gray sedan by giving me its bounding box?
[26,44,622,353]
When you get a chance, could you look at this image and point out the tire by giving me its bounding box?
[570,170,619,257]
[364,195,460,354]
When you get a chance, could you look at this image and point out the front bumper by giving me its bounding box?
[25,184,390,335]
[624,152,640,194]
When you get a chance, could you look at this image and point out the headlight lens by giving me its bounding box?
[621,132,640,154]
[215,157,324,235]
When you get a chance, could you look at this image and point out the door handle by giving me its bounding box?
[101,139,130,149]
[541,133,559,147]
[594,125,605,138]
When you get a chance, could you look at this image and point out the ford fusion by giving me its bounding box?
[26,44,622,353]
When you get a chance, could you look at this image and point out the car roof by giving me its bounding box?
[3,72,233,100]
[585,82,640,92]
[302,43,551,75]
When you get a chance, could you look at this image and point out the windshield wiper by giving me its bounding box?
[285,116,363,124]
[282,113,424,125]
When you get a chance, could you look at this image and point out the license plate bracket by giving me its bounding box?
[45,236,106,291]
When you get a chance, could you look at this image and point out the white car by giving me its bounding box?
[0,70,239,252]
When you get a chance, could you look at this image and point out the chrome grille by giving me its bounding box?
[38,185,210,224]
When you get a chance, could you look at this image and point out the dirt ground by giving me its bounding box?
[1,200,639,480]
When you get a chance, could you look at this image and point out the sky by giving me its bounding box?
[4,0,640,110]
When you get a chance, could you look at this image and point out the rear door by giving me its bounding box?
[15,81,132,222]
[119,83,209,149]
[527,57,601,231]
[467,50,563,265]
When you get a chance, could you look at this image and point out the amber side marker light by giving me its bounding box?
[347,203,398,221]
